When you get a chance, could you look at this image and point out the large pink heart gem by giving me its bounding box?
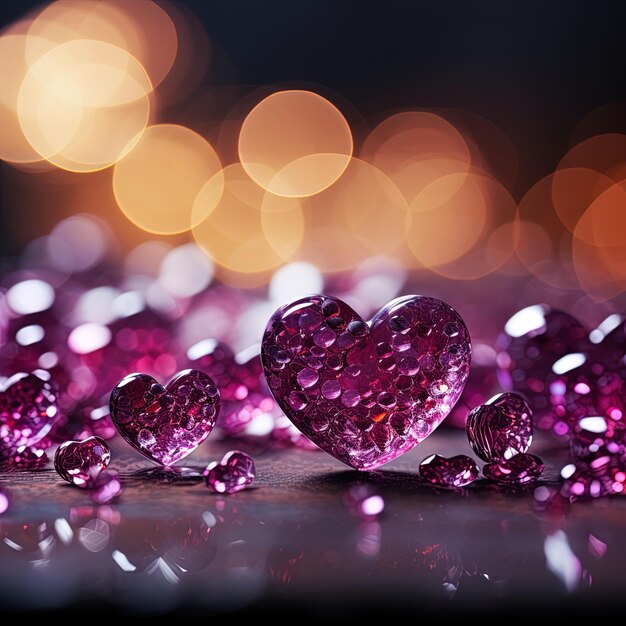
[0,372,58,455]
[109,369,220,466]
[261,295,471,470]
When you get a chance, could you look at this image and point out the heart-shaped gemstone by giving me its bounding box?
[466,392,533,462]
[54,435,110,487]
[261,295,471,470]
[109,369,220,466]
[0,372,58,454]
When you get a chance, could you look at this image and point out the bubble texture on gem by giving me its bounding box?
[466,392,533,462]
[483,453,544,484]
[261,295,471,470]
[419,453,479,488]
[109,369,220,466]
[204,450,255,494]
[54,436,110,487]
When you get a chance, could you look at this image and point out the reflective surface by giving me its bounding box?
[1,430,624,615]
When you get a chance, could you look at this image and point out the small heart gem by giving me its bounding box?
[466,392,533,462]
[109,369,220,466]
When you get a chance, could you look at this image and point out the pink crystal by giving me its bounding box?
[261,295,471,470]
[0,489,8,515]
[90,471,122,504]
[2,445,48,470]
[186,340,282,440]
[483,453,544,484]
[0,371,58,454]
[497,305,589,424]
[109,369,220,466]
[344,485,385,519]
[204,450,255,494]
[561,450,626,498]
[75,309,184,404]
[466,392,533,462]
[419,453,479,488]
[54,435,110,487]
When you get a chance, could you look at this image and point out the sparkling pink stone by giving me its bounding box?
[90,471,122,504]
[483,453,544,484]
[2,446,48,470]
[466,392,533,462]
[204,450,255,494]
[261,295,471,470]
[54,435,110,487]
[0,371,58,454]
[109,369,220,466]
[496,305,589,424]
[419,453,479,488]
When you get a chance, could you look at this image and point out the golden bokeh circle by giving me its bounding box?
[238,90,353,197]
[113,124,223,234]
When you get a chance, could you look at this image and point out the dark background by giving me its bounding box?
[2,0,626,250]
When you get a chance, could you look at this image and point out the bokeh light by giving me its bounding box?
[407,172,517,278]
[112,124,223,235]
[192,163,304,286]
[238,90,353,197]
[26,0,178,90]
[360,111,471,204]
[18,40,152,172]
[296,157,408,272]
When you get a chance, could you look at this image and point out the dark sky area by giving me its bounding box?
[2,0,626,252]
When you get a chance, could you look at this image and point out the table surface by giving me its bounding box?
[0,430,624,616]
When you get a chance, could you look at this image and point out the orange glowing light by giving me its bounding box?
[516,174,579,290]
[295,158,409,272]
[18,40,152,172]
[26,0,178,89]
[113,124,223,235]
[0,33,53,163]
[360,111,471,204]
[238,90,353,197]
[557,133,626,182]
[192,163,304,283]
[407,173,495,270]
[551,167,615,240]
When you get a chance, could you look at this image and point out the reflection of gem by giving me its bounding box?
[262,295,471,470]
[112,517,217,575]
[483,453,544,484]
[204,450,255,494]
[0,489,9,515]
[466,392,533,462]
[343,484,385,519]
[0,372,58,454]
[90,471,122,504]
[419,453,479,488]
[109,369,220,466]
[54,436,110,487]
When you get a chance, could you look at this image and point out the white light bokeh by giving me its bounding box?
[504,304,547,338]
[7,279,55,314]
[68,322,112,354]
[75,286,120,325]
[552,352,586,375]
[159,243,214,298]
[46,215,109,273]
[269,262,323,304]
